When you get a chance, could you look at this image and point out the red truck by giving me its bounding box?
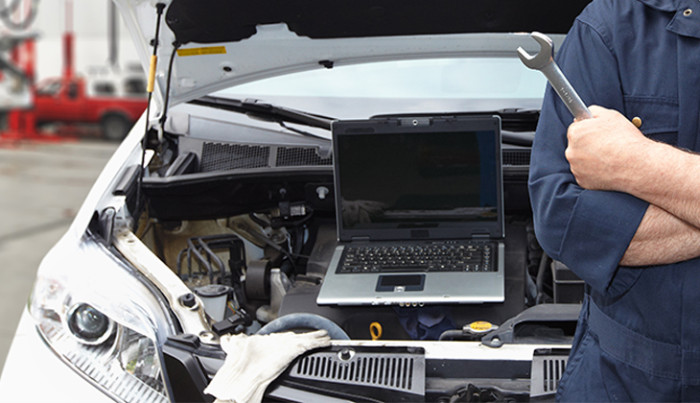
[33,71,147,140]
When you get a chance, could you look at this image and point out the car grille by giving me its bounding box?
[200,142,270,171]
[503,149,531,167]
[288,349,425,396]
[530,350,569,397]
[277,146,332,167]
[200,142,331,172]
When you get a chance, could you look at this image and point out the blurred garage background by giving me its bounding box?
[0,0,144,368]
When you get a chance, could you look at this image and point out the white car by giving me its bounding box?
[0,1,591,401]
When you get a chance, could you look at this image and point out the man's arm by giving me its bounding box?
[567,105,700,265]
[620,204,700,266]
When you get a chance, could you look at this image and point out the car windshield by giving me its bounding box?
[214,57,547,118]
[35,79,62,96]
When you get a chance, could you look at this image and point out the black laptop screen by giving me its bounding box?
[335,124,500,233]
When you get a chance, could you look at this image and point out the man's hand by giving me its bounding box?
[563,105,700,265]
[565,105,652,192]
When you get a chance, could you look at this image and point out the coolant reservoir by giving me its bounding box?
[194,284,231,321]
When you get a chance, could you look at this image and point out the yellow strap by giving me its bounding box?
[177,46,227,57]
[147,54,157,93]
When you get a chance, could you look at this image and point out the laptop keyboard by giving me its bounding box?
[337,240,496,274]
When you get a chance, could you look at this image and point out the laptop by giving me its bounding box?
[316,115,505,306]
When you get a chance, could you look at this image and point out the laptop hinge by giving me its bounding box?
[472,234,490,239]
[350,236,371,243]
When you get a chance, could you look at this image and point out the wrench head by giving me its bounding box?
[517,32,554,70]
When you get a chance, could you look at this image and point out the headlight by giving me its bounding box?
[29,234,176,403]
[66,303,115,344]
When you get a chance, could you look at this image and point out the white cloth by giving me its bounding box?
[204,330,331,403]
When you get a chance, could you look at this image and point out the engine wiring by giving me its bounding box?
[175,234,247,309]
[247,209,314,263]
[227,301,237,315]
[165,203,315,326]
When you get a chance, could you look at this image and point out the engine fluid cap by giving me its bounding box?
[466,320,496,334]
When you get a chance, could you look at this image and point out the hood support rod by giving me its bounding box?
[137,2,166,213]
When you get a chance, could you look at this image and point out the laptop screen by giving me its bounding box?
[333,116,503,241]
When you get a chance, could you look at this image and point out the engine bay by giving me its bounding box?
[129,128,581,344]
[80,111,589,401]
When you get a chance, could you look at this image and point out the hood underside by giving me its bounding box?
[166,0,591,44]
[116,0,590,115]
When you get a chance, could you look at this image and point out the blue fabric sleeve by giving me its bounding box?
[528,8,649,294]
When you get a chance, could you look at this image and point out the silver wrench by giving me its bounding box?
[517,32,592,120]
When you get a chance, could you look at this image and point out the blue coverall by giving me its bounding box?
[528,0,700,400]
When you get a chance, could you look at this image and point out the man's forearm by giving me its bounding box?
[621,140,700,229]
[621,204,700,266]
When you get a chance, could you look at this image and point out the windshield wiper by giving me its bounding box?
[190,96,333,139]
[191,98,539,146]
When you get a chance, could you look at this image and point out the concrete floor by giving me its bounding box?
[0,140,118,370]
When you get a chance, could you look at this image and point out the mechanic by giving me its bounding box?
[528,0,700,401]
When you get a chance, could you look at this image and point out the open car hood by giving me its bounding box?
[114,0,590,112]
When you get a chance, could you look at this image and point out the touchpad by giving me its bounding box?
[375,274,425,292]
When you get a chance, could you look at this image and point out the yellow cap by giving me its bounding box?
[468,321,495,333]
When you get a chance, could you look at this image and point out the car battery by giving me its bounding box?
[551,260,584,303]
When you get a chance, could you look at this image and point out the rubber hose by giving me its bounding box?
[438,329,465,341]
[536,252,550,304]
[257,313,350,340]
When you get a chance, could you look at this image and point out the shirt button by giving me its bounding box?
[632,117,642,128]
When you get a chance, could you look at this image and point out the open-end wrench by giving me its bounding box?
[518,32,592,120]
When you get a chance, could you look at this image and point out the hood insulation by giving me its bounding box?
[166,0,592,44]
